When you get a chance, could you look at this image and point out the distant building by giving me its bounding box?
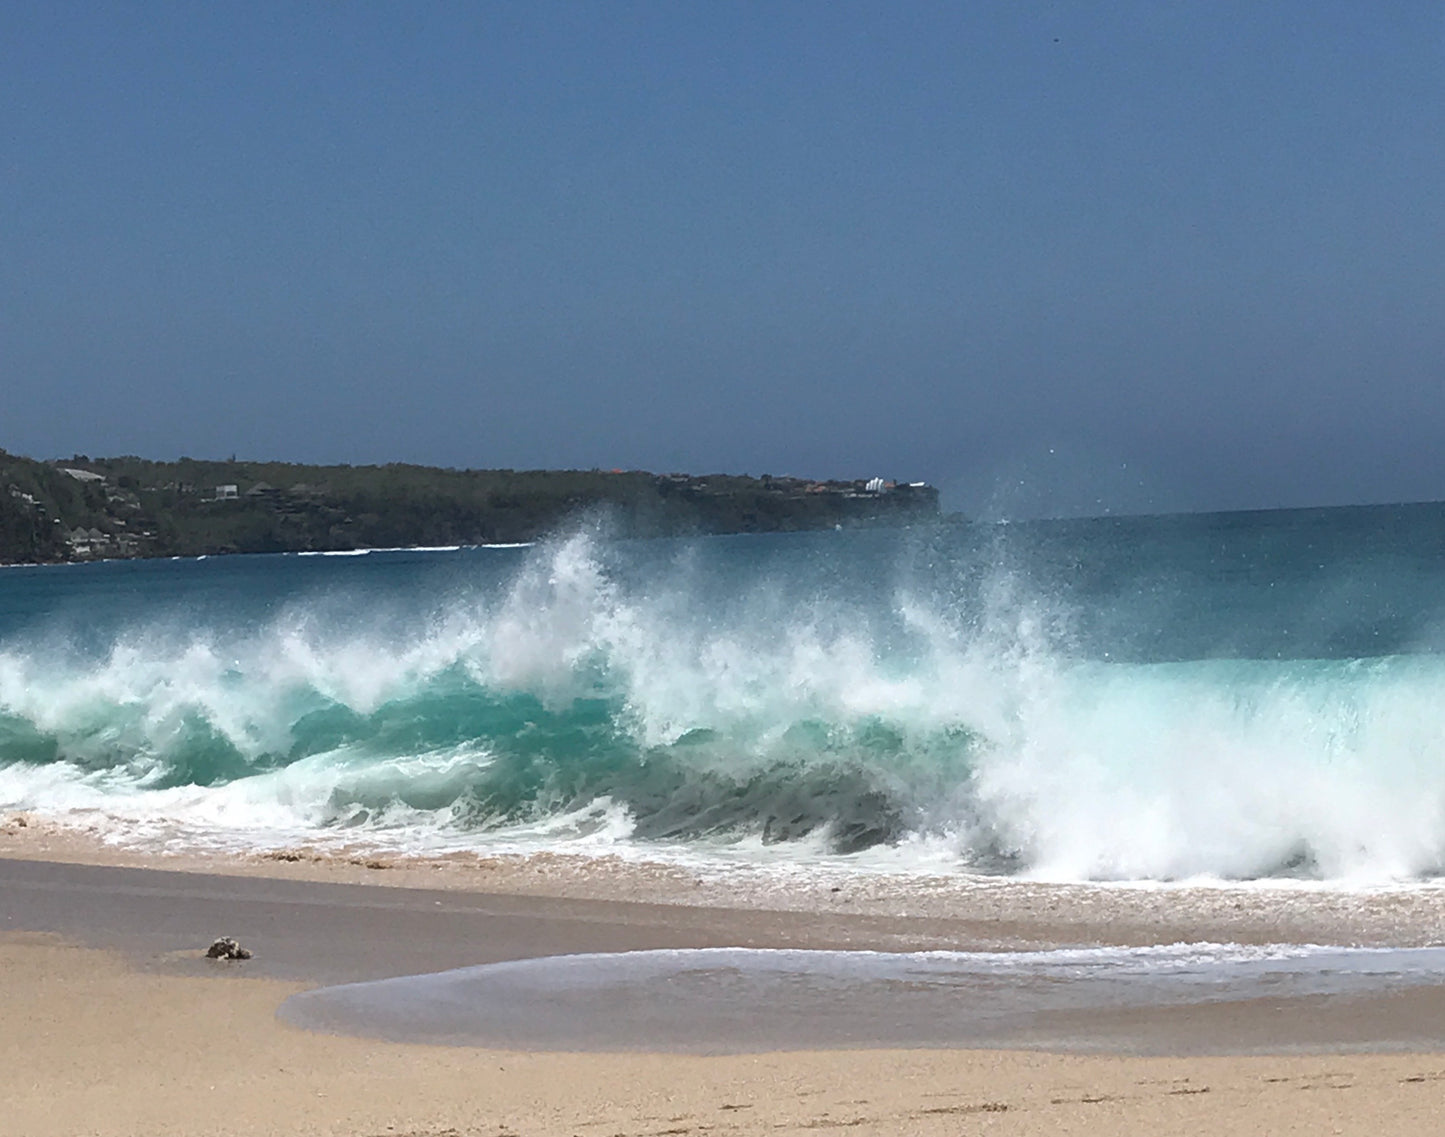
[64,526,114,558]
[865,477,886,493]
[213,484,239,501]
[61,468,106,483]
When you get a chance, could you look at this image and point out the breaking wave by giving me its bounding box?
[6,523,1445,883]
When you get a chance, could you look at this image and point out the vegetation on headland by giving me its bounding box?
[0,449,941,564]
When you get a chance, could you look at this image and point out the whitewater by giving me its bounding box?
[7,504,1445,887]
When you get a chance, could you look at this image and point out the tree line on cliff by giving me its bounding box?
[0,450,941,564]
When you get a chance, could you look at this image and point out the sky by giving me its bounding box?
[2,2,1442,518]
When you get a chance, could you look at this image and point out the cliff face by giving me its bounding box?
[0,451,941,563]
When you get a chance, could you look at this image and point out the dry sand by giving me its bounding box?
[7,826,1445,1135]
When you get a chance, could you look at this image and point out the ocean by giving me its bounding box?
[6,502,1445,888]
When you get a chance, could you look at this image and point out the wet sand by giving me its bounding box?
[7,830,1445,1134]
[9,814,1445,950]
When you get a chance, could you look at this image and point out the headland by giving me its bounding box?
[0,449,940,563]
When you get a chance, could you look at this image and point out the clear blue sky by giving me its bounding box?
[2,2,1442,516]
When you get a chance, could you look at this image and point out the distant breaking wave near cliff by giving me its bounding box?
[7,505,1445,884]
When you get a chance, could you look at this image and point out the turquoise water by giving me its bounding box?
[6,505,1445,882]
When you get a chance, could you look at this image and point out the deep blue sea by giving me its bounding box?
[7,503,1445,884]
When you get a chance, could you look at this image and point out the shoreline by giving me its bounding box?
[9,839,1445,1049]
[7,937,1443,1137]
[11,849,1445,1054]
[9,847,1445,1133]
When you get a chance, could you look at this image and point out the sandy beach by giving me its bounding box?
[5,831,1445,1135]
[8,930,1445,1137]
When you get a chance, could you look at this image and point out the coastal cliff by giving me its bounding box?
[0,450,940,563]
